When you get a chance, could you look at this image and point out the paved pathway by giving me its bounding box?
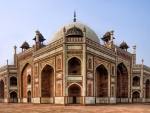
[0,103,149,113]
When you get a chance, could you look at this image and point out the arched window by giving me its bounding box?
[68,57,81,75]
[10,76,17,86]
[133,76,140,86]
[88,58,92,69]
[27,75,31,84]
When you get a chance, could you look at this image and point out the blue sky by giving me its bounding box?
[0,0,150,67]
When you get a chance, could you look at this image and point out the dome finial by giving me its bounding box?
[73,11,76,22]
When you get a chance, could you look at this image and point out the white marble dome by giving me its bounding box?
[50,22,100,43]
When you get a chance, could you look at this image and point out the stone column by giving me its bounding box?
[132,45,136,66]
[14,45,17,54]
[133,45,136,54]
[35,30,40,50]
[14,45,17,66]
[82,27,86,104]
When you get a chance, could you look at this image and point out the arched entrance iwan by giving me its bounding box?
[132,91,140,103]
[10,91,18,103]
[117,62,128,103]
[68,84,81,104]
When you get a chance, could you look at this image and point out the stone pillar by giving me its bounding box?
[35,30,40,50]
[63,27,66,97]
[14,45,17,54]
[133,45,136,54]
[110,30,114,42]
[82,27,86,104]
[132,45,136,66]
[142,59,144,66]
[6,59,8,66]
[14,45,17,66]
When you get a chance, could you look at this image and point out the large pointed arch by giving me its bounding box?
[21,63,33,98]
[117,62,128,100]
[96,64,108,97]
[41,64,54,97]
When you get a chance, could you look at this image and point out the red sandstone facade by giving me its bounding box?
[0,17,150,105]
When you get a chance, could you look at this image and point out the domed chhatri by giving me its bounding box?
[119,41,129,51]
[33,30,46,42]
[50,22,100,43]
[101,30,115,44]
[20,41,30,51]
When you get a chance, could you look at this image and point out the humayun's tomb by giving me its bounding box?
[0,13,149,105]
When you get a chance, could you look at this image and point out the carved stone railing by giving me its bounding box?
[66,37,83,42]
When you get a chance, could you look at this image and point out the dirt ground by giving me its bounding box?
[0,103,150,113]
